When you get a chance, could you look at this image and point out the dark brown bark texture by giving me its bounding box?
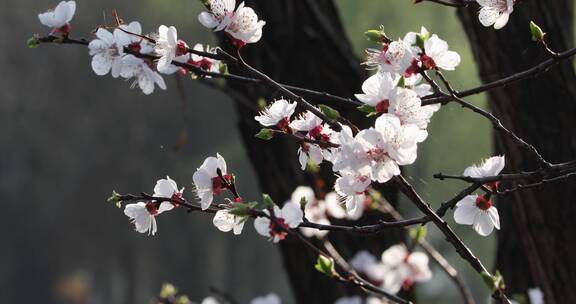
[218,1,404,303]
[458,2,576,303]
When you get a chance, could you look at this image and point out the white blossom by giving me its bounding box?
[422,34,461,71]
[298,143,324,170]
[225,2,266,47]
[254,203,303,242]
[355,128,401,183]
[323,192,347,219]
[350,250,378,274]
[123,177,181,235]
[124,202,158,235]
[388,87,438,129]
[290,186,329,238]
[154,176,184,203]
[477,0,514,30]
[120,55,167,95]
[365,40,415,75]
[192,153,229,210]
[355,72,396,111]
[334,169,370,216]
[255,99,297,128]
[250,293,281,304]
[213,209,245,235]
[155,25,188,73]
[198,0,236,31]
[290,110,324,132]
[374,114,427,165]
[453,195,500,236]
[403,73,433,97]
[38,1,76,31]
[463,155,505,178]
[88,28,124,77]
[380,244,432,293]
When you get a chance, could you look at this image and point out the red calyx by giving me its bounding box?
[128,42,141,53]
[420,54,436,70]
[276,117,290,132]
[226,34,246,49]
[170,192,184,207]
[145,201,159,215]
[176,40,188,56]
[309,125,323,139]
[53,23,71,35]
[375,99,390,113]
[269,218,289,241]
[475,195,493,210]
[211,174,234,195]
[404,59,420,77]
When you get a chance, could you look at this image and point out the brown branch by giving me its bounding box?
[394,175,512,304]
[422,46,576,105]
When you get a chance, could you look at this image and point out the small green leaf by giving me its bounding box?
[27,34,40,49]
[262,194,274,208]
[396,76,406,88]
[314,255,335,277]
[107,190,122,208]
[365,29,383,43]
[416,35,426,50]
[357,104,376,114]
[305,159,320,173]
[409,226,427,242]
[530,21,545,41]
[160,283,178,298]
[255,128,274,140]
[229,202,258,216]
[318,104,340,121]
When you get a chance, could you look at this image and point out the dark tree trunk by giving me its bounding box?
[219,1,404,303]
[458,2,576,303]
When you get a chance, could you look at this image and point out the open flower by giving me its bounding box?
[198,0,236,31]
[115,21,154,54]
[213,209,245,235]
[380,244,432,293]
[154,176,184,205]
[374,113,427,165]
[388,87,438,129]
[192,153,230,210]
[463,155,505,190]
[88,28,124,77]
[477,0,514,30]
[225,2,266,47]
[364,40,415,75]
[334,168,371,216]
[254,203,303,242]
[355,72,396,112]
[454,195,500,236]
[120,55,167,95]
[421,34,461,71]
[155,25,188,73]
[255,99,297,129]
[124,202,158,235]
[38,1,76,33]
[250,293,281,304]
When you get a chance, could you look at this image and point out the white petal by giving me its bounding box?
[254,217,271,237]
[198,12,219,29]
[454,196,479,225]
[473,212,495,236]
[493,12,510,30]
[281,203,304,228]
[487,206,500,230]
[478,6,501,27]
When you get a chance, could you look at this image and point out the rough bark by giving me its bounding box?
[458,2,576,303]
[219,1,404,303]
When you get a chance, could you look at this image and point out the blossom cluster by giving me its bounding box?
[38,1,225,95]
[198,0,266,48]
[253,27,463,218]
[349,246,432,295]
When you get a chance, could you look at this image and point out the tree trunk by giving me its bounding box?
[458,2,576,303]
[219,1,404,303]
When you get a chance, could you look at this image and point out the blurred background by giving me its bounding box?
[1,0,499,303]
